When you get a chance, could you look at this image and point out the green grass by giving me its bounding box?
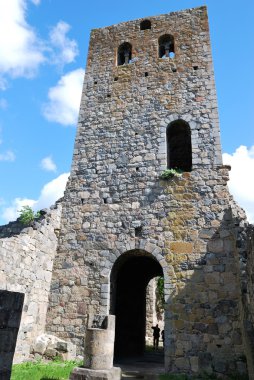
[11,362,249,380]
[11,360,81,380]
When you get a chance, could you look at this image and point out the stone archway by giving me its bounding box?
[110,250,163,359]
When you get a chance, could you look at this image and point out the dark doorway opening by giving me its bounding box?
[110,250,163,360]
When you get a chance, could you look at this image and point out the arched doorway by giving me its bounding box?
[166,119,192,172]
[110,250,164,359]
[117,42,132,66]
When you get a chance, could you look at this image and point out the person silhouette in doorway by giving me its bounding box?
[161,330,164,349]
[152,324,160,350]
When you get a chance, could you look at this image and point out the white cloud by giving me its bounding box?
[42,68,84,126]
[0,150,16,162]
[0,172,69,223]
[0,0,45,81]
[2,197,36,223]
[0,1,79,87]
[40,156,57,172]
[49,21,79,66]
[35,172,69,210]
[223,145,254,223]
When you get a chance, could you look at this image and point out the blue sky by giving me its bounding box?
[0,0,253,225]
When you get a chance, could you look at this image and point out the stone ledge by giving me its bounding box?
[69,367,121,380]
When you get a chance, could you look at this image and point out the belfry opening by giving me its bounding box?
[110,250,164,360]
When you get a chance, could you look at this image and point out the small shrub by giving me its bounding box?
[19,205,41,225]
[160,168,183,179]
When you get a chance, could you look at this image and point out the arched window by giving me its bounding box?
[166,120,192,172]
[140,20,151,30]
[118,42,132,66]
[158,34,175,58]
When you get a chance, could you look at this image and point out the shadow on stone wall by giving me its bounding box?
[241,225,254,379]
[163,208,252,378]
[0,290,24,380]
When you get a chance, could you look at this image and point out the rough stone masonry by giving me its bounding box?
[45,6,253,377]
[0,203,62,362]
[0,5,254,379]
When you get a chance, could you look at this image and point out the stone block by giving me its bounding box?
[44,348,57,358]
[199,228,216,239]
[34,341,47,355]
[169,242,193,254]
[190,356,199,372]
[207,239,223,253]
[175,357,190,371]
[213,360,226,373]
[33,334,76,360]
[205,272,220,284]
[198,352,212,372]
[56,342,68,352]
[69,366,121,380]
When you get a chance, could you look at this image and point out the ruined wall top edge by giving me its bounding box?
[0,199,62,234]
[91,6,207,32]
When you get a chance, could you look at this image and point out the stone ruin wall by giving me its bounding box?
[243,225,254,378]
[0,198,159,362]
[0,203,61,362]
[0,184,253,375]
[45,7,252,376]
[246,226,254,331]
[225,199,254,378]
[47,167,251,376]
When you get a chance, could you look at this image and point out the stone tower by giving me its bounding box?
[46,6,249,376]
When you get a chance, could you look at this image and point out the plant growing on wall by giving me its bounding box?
[156,276,164,318]
[19,205,41,225]
[160,168,183,179]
